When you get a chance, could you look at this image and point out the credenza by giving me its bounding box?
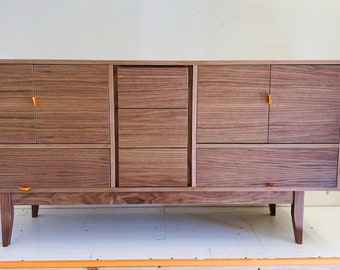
[0,60,339,246]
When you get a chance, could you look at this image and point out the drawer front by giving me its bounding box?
[34,65,110,143]
[0,65,35,143]
[117,67,189,109]
[118,109,188,148]
[0,149,110,189]
[197,148,338,188]
[119,149,188,187]
[197,65,270,143]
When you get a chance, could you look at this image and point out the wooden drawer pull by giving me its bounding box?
[19,185,31,191]
[267,94,273,105]
[32,96,37,107]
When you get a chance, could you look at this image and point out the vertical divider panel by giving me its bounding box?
[267,65,272,144]
[191,65,198,187]
[113,66,119,187]
[108,65,116,187]
[32,64,37,144]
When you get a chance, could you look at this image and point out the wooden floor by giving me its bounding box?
[0,205,340,269]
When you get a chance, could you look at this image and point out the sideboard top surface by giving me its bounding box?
[1,59,340,65]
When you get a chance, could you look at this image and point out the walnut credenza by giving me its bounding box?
[0,60,339,246]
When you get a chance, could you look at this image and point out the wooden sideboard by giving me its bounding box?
[0,60,339,247]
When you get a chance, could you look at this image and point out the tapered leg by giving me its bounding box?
[269,204,276,216]
[291,191,304,244]
[1,193,14,247]
[31,205,39,218]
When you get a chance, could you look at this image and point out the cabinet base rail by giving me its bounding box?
[1,191,304,247]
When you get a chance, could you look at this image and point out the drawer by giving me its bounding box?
[197,148,338,188]
[118,109,188,148]
[0,149,110,189]
[119,149,188,187]
[117,67,189,109]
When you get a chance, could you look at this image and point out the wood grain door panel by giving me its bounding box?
[119,149,188,187]
[118,109,188,148]
[197,65,270,143]
[197,148,338,188]
[117,67,189,109]
[0,149,110,189]
[0,65,35,143]
[34,65,109,143]
[270,65,340,143]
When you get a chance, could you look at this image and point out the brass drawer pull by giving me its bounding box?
[32,96,37,107]
[19,185,31,191]
[267,94,273,105]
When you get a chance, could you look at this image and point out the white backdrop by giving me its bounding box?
[0,0,339,205]
[1,0,340,60]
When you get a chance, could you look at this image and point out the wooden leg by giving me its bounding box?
[291,191,304,244]
[31,205,39,218]
[269,203,276,216]
[1,193,14,247]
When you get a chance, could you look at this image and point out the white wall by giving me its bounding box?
[1,0,340,60]
[0,0,339,205]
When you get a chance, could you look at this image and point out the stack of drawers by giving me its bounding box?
[116,67,190,187]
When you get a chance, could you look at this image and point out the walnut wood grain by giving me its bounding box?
[2,59,340,65]
[270,65,340,143]
[197,148,338,188]
[2,60,339,247]
[0,65,35,143]
[117,67,189,109]
[11,191,293,205]
[108,65,116,187]
[119,149,188,187]
[1,193,14,247]
[269,204,276,216]
[34,65,109,143]
[31,205,39,218]
[118,109,188,147]
[291,191,304,244]
[197,65,270,143]
[0,149,110,188]
[191,65,198,187]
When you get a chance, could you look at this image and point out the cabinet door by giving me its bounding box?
[0,65,35,143]
[34,65,109,143]
[197,65,270,143]
[197,148,338,188]
[0,149,110,189]
[119,149,188,187]
[270,65,340,143]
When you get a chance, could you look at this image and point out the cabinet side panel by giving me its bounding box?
[197,65,270,143]
[0,65,35,143]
